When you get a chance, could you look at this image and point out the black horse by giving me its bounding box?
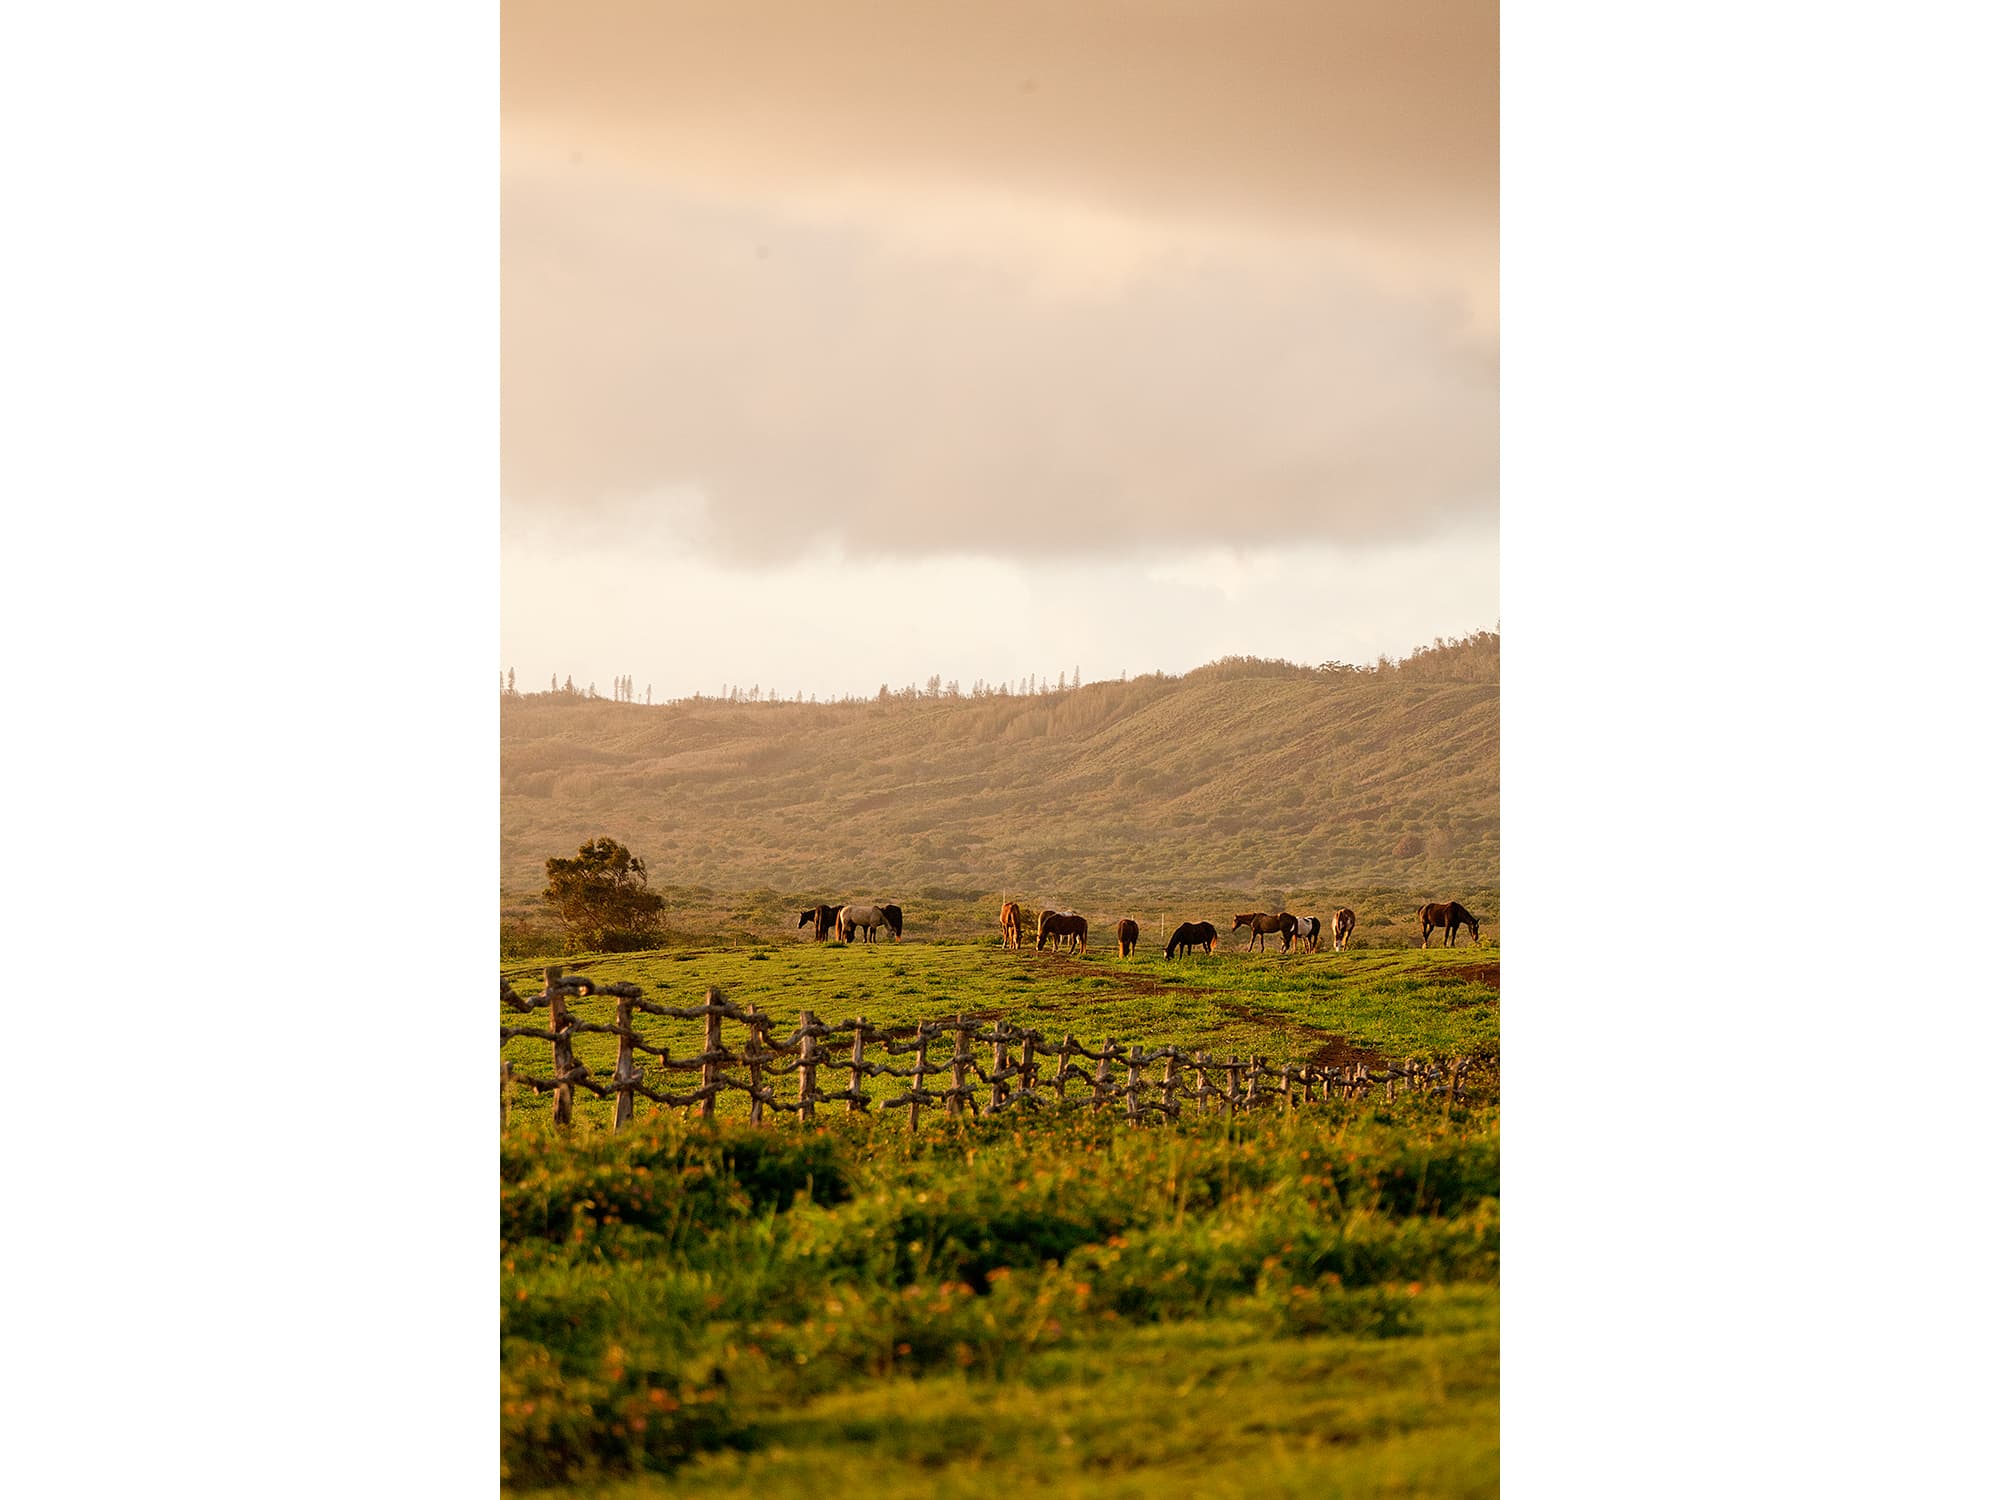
[1165,920,1218,958]
[879,903,904,940]
[1420,901,1481,947]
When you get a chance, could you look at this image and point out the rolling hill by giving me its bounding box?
[501,635,1498,945]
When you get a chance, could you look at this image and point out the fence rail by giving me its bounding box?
[500,966,1494,1132]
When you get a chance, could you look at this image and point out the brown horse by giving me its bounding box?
[797,904,839,942]
[1232,911,1298,952]
[1116,918,1140,957]
[999,901,1023,950]
[1420,901,1481,947]
[1038,910,1088,953]
[1166,920,1217,958]
[1331,908,1357,951]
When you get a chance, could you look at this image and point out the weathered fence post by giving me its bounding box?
[1247,1055,1264,1112]
[1093,1041,1116,1113]
[699,986,724,1121]
[746,1003,765,1127]
[1019,1031,1037,1105]
[908,1023,929,1134]
[1281,1063,1295,1114]
[1055,1034,1075,1109]
[500,1059,512,1131]
[1162,1049,1181,1118]
[1125,1045,1143,1125]
[613,990,636,1133]
[849,1017,869,1113]
[798,1010,819,1123]
[990,1031,1008,1113]
[1225,1057,1242,1122]
[1195,1052,1211,1112]
[546,966,574,1129]
[949,1014,971,1118]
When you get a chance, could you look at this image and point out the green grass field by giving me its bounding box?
[502,935,1499,1494]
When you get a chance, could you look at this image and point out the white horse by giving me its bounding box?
[838,904,894,943]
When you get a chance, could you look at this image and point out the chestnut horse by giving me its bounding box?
[1420,901,1481,947]
[999,901,1023,950]
[1232,911,1298,952]
[1331,908,1357,952]
[797,904,839,942]
[1166,920,1217,958]
[1116,918,1140,957]
[1037,910,1088,953]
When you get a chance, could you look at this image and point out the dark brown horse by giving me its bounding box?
[1116,918,1140,957]
[880,903,904,940]
[999,901,1023,950]
[1037,910,1088,953]
[798,904,839,942]
[1232,911,1298,952]
[1420,901,1481,947]
[1166,920,1217,958]
[1331,908,1357,952]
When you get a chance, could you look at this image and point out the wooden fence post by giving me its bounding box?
[699,986,724,1121]
[1163,1050,1181,1118]
[990,1032,1008,1113]
[500,1059,512,1131]
[1195,1052,1210,1112]
[1093,1041,1116,1113]
[1019,1031,1037,1105]
[1125,1045,1143,1124]
[849,1017,869,1113]
[746,1003,765,1127]
[909,1023,929,1134]
[546,966,573,1129]
[798,1010,819,1123]
[1281,1063,1295,1114]
[1226,1057,1241,1122]
[613,991,636,1133]
[1056,1034,1075,1108]
[1247,1055,1264,1112]
[950,1014,970,1118]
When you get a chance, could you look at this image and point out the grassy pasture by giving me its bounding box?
[502,1106,1499,1496]
[501,938,1499,1131]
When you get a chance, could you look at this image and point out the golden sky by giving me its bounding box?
[501,0,1496,690]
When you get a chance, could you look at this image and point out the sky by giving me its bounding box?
[501,0,1498,700]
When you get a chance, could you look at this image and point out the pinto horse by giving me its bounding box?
[797,904,840,942]
[1116,918,1140,957]
[838,904,896,944]
[999,901,1024,949]
[1232,912,1298,952]
[1037,910,1088,954]
[1331,908,1357,952]
[1166,920,1217,958]
[1420,901,1481,947]
[1295,916,1321,952]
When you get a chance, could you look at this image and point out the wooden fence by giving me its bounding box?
[501,966,1491,1132]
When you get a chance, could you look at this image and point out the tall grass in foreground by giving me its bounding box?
[503,1102,1498,1494]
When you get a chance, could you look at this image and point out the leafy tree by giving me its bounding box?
[541,836,667,952]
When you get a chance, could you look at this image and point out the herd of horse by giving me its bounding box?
[802,896,1483,953]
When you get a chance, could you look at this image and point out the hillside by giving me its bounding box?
[501,637,1498,940]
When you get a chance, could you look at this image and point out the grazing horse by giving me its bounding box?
[797,904,839,942]
[1296,916,1321,952]
[1116,918,1140,957]
[838,904,895,944]
[1165,920,1218,958]
[1232,911,1297,952]
[879,903,904,940]
[1037,910,1088,954]
[1331,908,1357,952]
[999,901,1023,949]
[1420,901,1481,947]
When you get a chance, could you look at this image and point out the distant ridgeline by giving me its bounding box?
[501,634,1498,924]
